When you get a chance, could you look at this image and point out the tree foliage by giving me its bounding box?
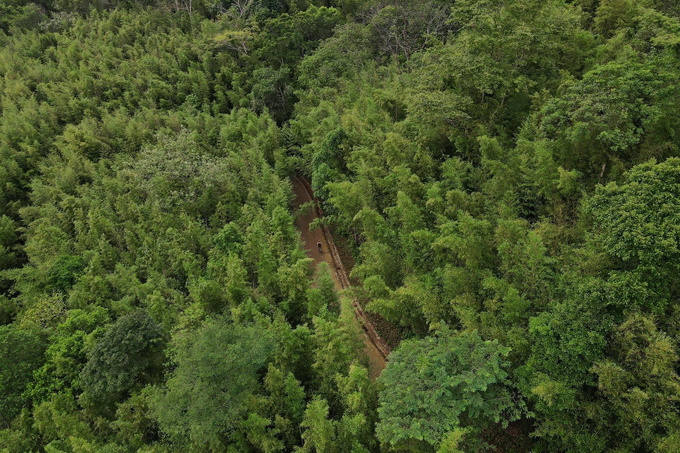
[151,320,274,448]
[80,310,164,407]
[0,326,44,427]
[2,1,680,452]
[377,328,520,450]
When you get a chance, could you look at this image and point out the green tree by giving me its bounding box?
[537,59,680,183]
[0,327,44,427]
[520,295,611,452]
[80,310,164,408]
[311,299,365,411]
[590,157,680,266]
[299,397,337,453]
[307,262,338,318]
[299,365,376,453]
[151,320,274,448]
[591,314,680,452]
[365,0,451,70]
[377,328,520,451]
[45,255,85,295]
[26,307,109,403]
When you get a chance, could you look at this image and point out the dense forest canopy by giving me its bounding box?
[1,0,680,452]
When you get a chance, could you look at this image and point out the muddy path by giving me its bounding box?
[291,176,390,380]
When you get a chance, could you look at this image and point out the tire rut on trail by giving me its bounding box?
[291,176,389,380]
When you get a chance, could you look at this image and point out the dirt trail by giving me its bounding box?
[291,177,389,380]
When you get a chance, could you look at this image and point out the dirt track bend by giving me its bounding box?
[291,176,390,380]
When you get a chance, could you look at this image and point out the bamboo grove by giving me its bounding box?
[1,1,680,452]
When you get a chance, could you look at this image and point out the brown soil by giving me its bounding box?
[291,177,388,380]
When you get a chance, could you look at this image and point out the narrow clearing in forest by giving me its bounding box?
[291,177,389,380]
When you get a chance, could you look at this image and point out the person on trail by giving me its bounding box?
[317,241,322,253]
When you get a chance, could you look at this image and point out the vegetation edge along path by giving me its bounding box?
[293,176,392,363]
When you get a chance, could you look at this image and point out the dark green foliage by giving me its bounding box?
[251,65,294,122]
[0,1,46,34]
[80,310,163,407]
[538,58,680,183]
[590,158,680,274]
[46,255,84,294]
[588,160,680,322]
[0,327,44,427]
[311,128,349,202]
[0,216,22,294]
